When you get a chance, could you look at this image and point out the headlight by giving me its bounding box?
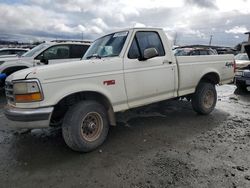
[235,71,243,76]
[13,80,43,103]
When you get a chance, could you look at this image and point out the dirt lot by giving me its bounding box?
[0,85,250,188]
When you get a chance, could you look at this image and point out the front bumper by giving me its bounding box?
[235,76,250,87]
[4,105,54,129]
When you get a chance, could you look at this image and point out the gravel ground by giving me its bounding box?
[0,85,250,188]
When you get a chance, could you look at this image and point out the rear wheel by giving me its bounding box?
[192,82,217,115]
[62,101,109,152]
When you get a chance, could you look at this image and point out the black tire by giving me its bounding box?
[62,101,109,152]
[192,82,217,115]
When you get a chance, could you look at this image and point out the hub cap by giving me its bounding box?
[81,112,103,142]
[203,90,214,109]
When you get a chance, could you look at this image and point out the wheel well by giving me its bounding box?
[3,66,28,76]
[199,72,220,85]
[51,91,116,127]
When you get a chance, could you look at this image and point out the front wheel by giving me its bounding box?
[192,82,217,115]
[62,101,109,152]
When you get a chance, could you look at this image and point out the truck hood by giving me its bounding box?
[6,57,121,83]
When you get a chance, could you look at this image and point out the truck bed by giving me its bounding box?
[176,54,235,96]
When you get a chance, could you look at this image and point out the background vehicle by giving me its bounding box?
[174,47,217,56]
[234,53,250,70]
[0,41,91,87]
[0,48,28,58]
[4,28,234,152]
[235,69,250,90]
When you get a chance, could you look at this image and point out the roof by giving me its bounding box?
[0,48,28,51]
[50,40,92,44]
[42,41,91,46]
[94,27,164,40]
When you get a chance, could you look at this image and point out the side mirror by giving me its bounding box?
[40,58,49,65]
[140,48,159,61]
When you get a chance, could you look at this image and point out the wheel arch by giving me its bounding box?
[52,91,116,126]
[198,72,220,85]
[2,66,29,76]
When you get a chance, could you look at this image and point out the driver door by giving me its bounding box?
[123,31,176,108]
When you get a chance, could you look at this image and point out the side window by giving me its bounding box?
[136,32,165,56]
[70,45,90,58]
[128,38,140,59]
[189,50,199,56]
[15,50,26,56]
[0,50,10,55]
[128,31,165,59]
[200,50,208,55]
[38,45,70,60]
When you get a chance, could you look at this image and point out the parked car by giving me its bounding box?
[234,53,250,70]
[4,28,234,152]
[235,69,250,90]
[0,41,91,87]
[174,47,217,56]
[0,48,28,58]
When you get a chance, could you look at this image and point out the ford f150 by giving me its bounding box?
[4,28,235,152]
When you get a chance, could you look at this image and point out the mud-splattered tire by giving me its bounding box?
[62,101,109,152]
[192,82,217,115]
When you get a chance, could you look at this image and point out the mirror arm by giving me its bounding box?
[138,56,147,61]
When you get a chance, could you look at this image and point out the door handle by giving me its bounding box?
[163,60,173,64]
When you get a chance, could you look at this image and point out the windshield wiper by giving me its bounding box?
[86,54,102,59]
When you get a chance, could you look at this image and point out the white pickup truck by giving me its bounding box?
[4,28,235,152]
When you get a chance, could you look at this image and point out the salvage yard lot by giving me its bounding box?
[0,85,250,188]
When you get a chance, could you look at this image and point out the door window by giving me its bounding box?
[37,45,70,60]
[70,45,89,58]
[128,31,165,59]
[0,50,11,55]
[199,50,209,55]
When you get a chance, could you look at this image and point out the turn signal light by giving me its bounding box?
[15,92,43,103]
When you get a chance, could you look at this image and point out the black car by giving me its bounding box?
[235,69,250,90]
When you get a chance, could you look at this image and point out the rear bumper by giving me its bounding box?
[4,105,54,129]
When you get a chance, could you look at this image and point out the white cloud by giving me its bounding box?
[225,26,248,34]
[134,23,146,27]
[0,0,250,46]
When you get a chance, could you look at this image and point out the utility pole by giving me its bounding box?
[173,32,178,46]
[209,35,213,46]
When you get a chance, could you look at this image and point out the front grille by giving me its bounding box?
[5,81,15,104]
[244,70,250,78]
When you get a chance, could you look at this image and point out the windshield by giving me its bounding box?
[83,31,128,59]
[235,53,249,60]
[22,43,50,57]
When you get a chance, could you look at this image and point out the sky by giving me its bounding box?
[0,0,250,46]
